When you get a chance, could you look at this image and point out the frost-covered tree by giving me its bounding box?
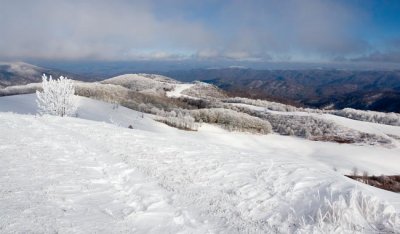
[189,108,272,134]
[155,111,198,131]
[36,74,77,117]
[333,108,400,126]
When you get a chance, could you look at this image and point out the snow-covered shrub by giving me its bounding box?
[0,79,201,115]
[224,97,323,113]
[296,190,400,233]
[178,97,212,109]
[74,82,192,113]
[224,97,298,112]
[101,73,176,96]
[263,114,335,137]
[0,83,41,96]
[333,108,400,126]
[74,82,130,103]
[190,108,272,134]
[36,74,77,117]
[222,104,392,145]
[155,111,198,131]
[181,81,227,99]
[220,103,334,138]
[264,113,391,145]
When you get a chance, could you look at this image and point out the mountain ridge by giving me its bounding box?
[0,61,95,88]
[163,68,400,113]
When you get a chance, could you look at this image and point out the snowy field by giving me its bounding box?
[166,83,195,98]
[1,94,400,233]
[232,102,400,147]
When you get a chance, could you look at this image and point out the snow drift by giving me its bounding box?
[0,94,400,233]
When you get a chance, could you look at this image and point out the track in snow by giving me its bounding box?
[166,83,195,98]
[1,113,399,233]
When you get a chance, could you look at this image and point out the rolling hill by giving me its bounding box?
[0,93,400,233]
[164,68,400,113]
[0,62,93,88]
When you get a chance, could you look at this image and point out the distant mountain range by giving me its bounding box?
[163,68,400,113]
[2,62,400,113]
[0,62,94,88]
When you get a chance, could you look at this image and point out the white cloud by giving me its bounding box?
[0,0,214,60]
[0,0,375,62]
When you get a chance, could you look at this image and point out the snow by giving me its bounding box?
[0,114,209,233]
[101,74,178,95]
[232,103,400,144]
[1,94,400,175]
[166,83,195,98]
[1,94,400,233]
[195,125,400,175]
[0,93,170,133]
[0,61,41,76]
[103,73,178,84]
[281,110,400,143]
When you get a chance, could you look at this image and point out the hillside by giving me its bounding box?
[0,62,92,88]
[1,74,400,145]
[1,94,400,233]
[101,73,178,96]
[163,68,400,113]
[4,62,400,113]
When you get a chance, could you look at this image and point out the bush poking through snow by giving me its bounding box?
[190,108,272,134]
[156,112,198,131]
[296,190,400,233]
[154,108,272,134]
[224,96,323,113]
[223,104,393,146]
[36,74,77,117]
[346,175,400,193]
[333,108,400,126]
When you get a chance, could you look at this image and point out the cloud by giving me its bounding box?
[350,37,400,63]
[0,0,383,62]
[0,0,214,60]
[217,0,370,59]
[351,51,400,63]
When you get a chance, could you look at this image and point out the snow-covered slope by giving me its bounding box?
[1,94,400,175]
[0,62,89,88]
[181,82,227,99]
[166,82,226,99]
[0,93,169,133]
[101,73,178,96]
[0,61,41,76]
[166,83,195,98]
[1,94,400,233]
[231,102,400,146]
[0,62,43,87]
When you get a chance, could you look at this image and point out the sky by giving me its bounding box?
[1,0,400,67]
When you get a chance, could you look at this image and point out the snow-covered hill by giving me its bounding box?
[166,83,195,98]
[0,62,43,87]
[1,61,41,76]
[101,73,225,100]
[166,81,227,100]
[0,62,91,88]
[101,73,178,96]
[229,102,400,146]
[1,94,400,233]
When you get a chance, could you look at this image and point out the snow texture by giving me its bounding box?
[166,83,196,98]
[181,82,227,99]
[333,108,400,126]
[101,74,178,96]
[1,94,400,233]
